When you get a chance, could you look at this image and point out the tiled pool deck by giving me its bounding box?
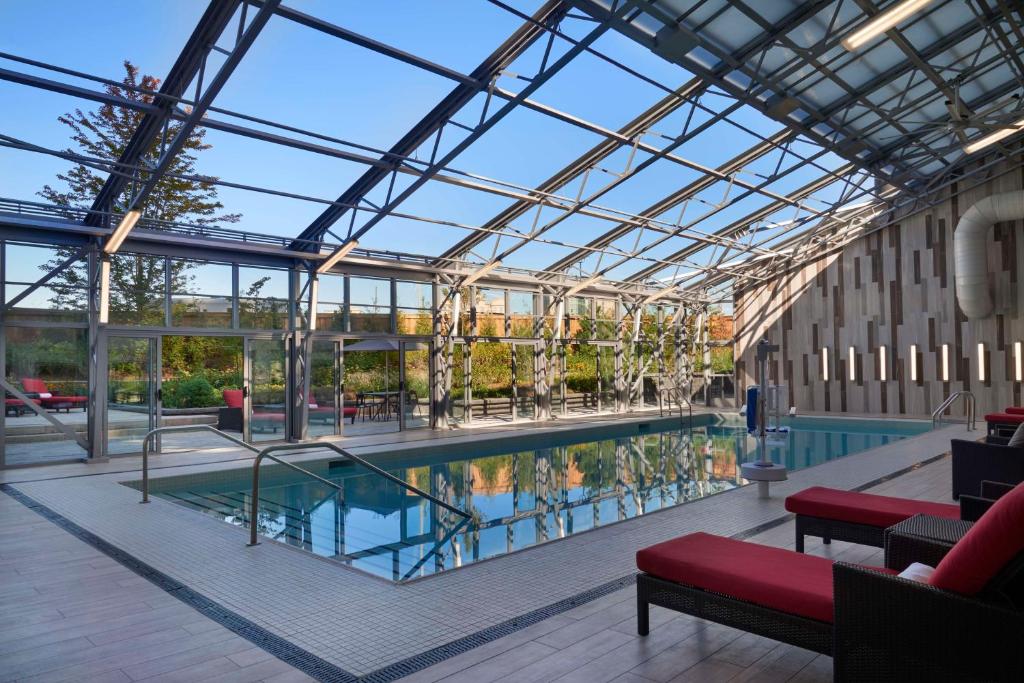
[0,413,972,681]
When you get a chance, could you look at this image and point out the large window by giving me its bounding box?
[396,280,432,336]
[171,259,232,328]
[108,253,165,325]
[3,326,88,465]
[3,243,88,323]
[239,266,290,329]
[349,276,391,333]
[316,274,346,332]
[508,290,536,338]
[595,298,617,340]
[475,288,504,337]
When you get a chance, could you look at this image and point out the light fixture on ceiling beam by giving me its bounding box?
[102,209,142,255]
[841,0,935,51]
[461,260,502,286]
[316,240,359,274]
[962,116,1024,155]
[564,275,603,298]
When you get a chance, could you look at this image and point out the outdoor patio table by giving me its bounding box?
[883,513,973,570]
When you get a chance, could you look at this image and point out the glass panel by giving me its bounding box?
[171,260,233,328]
[599,345,617,412]
[3,326,89,465]
[108,253,166,325]
[595,298,617,340]
[308,339,338,437]
[3,243,89,323]
[514,343,535,420]
[248,338,287,442]
[159,336,243,451]
[396,280,432,336]
[475,288,504,337]
[106,336,155,455]
[565,342,597,415]
[349,277,391,334]
[239,267,290,329]
[402,342,430,430]
[508,290,535,338]
[471,342,512,422]
[548,344,564,416]
[566,296,591,340]
[343,339,400,436]
[448,343,466,424]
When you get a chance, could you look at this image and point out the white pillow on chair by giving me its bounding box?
[1008,422,1024,448]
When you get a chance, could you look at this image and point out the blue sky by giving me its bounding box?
[1,1,852,285]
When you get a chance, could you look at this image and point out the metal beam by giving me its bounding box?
[291,0,569,247]
[85,0,242,225]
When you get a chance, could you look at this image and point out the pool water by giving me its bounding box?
[149,415,929,581]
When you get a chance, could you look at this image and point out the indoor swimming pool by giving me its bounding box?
[146,415,930,581]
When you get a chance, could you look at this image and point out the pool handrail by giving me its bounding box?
[247,441,471,547]
[932,391,976,430]
[141,424,259,503]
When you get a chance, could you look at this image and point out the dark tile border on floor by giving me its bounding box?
[1,484,359,683]
[1,449,952,683]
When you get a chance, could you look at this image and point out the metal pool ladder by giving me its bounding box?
[932,391,976,430]
[140,425,259,503]
[246,442,471,547]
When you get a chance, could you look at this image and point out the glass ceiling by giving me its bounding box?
[1,0,1021,303]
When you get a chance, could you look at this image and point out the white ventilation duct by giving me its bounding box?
[954,191,1024,319]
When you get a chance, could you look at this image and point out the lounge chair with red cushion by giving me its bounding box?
[785,486,962,551]
[5,397,42,417]
[985,412,1024,437]
[636,483,1024,682]
[20,378,88,412]
[1005,407,1024,416]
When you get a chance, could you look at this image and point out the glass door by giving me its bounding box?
[400,341,431,430]
[598,344,618,413]
[105,335,158,455]
[514,343,536,420]
[245,337,288,443]
[308,339,340,438]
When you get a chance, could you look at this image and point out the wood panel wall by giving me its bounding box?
[734,158,1023,418]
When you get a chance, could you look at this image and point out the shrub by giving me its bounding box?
[162,375,220,408]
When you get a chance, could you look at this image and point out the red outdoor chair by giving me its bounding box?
[20,378,88,412]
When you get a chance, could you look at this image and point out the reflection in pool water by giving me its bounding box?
[153,417,928,581]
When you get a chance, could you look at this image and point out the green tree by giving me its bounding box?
[38,60,240,321]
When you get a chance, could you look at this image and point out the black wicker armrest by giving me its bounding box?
[980,480,1016,499]
[986,435,1012,446]
[959,494,994,522]
[833,563,1024,682]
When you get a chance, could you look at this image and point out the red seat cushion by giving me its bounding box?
[785,486,960,528]
[252,412,285,422]
[5,398,38,406]
[986,413,1024,425]
[637,532,843,622]
[41,395,87,404]
[930,483,1024,595]
[1006,407,1024,415]
[342,407,357,417]
[223,389,243,409]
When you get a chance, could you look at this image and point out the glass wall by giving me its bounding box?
[239,266,290,329]
[514,343,536,419]
[448,343,467,424]
[475,288,505,337]
[565,342,598,415]
[349,277,391,333]
[171,260,232,328]
[471,342,512,421]
[4,243,88,324]
[3,326,89,465]
[396,281,432,336]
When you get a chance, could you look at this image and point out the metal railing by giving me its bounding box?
[141,425,259,503]
[247,442,471,547]
[932,390,976,430]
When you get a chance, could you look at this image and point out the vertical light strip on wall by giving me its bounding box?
[822,347,829,381]
[848,346,856,381]
[910,344,918,382]
[941,343,949,382]
[1015,341,1022,383]
[879,345,887,381]
[977,342,986,382]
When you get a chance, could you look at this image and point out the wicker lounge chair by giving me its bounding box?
[785,486,962,552]
[636,482,1024,682]
[951,438,1024,500]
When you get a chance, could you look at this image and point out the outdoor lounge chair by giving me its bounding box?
[20,378,88,412]
[785,486,962,552]
[636,482,1024,682]
[5,397,42,417]
[952,437,1024,500]
[984,412,1024,437]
